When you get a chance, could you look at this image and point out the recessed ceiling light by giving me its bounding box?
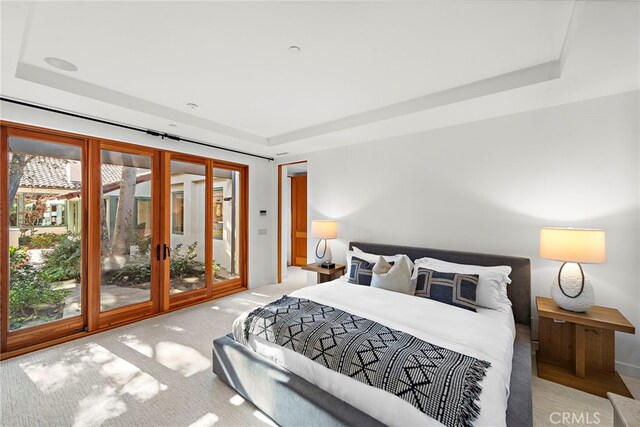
[44,57,78,72]
[288,46,301,55]
[186,103,198,109]
[169,123,177,127]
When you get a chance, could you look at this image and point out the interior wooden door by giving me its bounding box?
[290,175,307,266]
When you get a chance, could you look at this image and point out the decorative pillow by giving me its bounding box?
[346,248,414,277]
[354,247,415,272]
[349,256,382,286]
[414,267,479,312]
[371,256,413,294]
[413,258,511,312]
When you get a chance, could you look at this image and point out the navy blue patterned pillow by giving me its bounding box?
[414,267,479,312]
[349,257,394,286]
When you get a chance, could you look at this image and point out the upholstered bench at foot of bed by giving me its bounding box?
[212,334,386,427]
[212,326,533,427]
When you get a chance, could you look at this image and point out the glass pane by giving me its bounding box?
[213,167,240,283]
[100,150,152,310]
[169,160,206,294]
[7,136,82,331]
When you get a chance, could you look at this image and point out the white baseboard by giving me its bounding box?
[616,361,640,379]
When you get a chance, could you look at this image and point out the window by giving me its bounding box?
[213,188,223,240]
[171,191,184,234]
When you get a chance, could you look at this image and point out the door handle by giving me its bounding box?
[156,244,161,261]
[163,244,171,260]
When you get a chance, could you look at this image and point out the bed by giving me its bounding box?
[212,242,532,426]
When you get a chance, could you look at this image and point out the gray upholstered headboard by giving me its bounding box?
[349,242,532,326]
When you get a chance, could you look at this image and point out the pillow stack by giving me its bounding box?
[347,248,413,295]
[344,248,513,313]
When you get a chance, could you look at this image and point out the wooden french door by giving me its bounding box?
[94,141,161,329]
[290,175,307,266]
[164,156,248,308]
[163,153,211,308]
[1,127,88,352]
[1,121,249,358]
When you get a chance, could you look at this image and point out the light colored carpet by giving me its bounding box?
[0,275,304,427]
[1,266,638,427]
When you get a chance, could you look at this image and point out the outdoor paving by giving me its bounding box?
[60,282,151,317]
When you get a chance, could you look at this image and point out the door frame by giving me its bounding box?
[276,161,307,283]
[290,175,307,267]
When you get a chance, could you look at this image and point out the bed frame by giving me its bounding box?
[212,242,532,426]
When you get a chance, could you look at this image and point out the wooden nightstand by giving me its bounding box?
[536,296,635,398]
[301,263,346,283]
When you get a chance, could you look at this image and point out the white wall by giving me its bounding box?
[281,91,640,377]
[212,178,234,272]
[1,102,277,288]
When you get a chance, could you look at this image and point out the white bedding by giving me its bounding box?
[233,277,515,427]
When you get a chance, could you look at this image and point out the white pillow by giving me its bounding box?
[348,246,415,275]
[371,256,413,295]
[413,257,512,312]
[414,257,512,282]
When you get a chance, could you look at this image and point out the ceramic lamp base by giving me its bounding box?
[550,262,595,312]
[314,239,332,264]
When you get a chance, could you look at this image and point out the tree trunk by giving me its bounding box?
[111,167,137,256]
[8,154,33,206]
[100,196,110,255]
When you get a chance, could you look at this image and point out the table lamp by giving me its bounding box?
[539,227,606,312]
[311,220,337,268]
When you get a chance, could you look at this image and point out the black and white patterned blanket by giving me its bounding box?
[243,296,491,427]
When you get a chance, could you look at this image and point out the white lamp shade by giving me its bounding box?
[311,220,337,239]
[539,227,606,264]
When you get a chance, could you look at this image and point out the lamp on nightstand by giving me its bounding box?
[311,220,337,268]
[539,227,606,312]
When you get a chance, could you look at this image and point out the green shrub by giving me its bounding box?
[107,260,151,287]
[212,261,221,276]
[40,234,81,282]
[132,233,151,256]
[170,242,203,278]
[8,246,69,329]
[29,233,66,249]
[18,235,31,247]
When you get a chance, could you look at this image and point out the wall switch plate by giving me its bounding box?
[259,210,267,216]
[258,228,267,235]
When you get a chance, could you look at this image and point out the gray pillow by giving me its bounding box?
[371,256,413,294]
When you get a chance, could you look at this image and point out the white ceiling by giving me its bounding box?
[1,1,638,158]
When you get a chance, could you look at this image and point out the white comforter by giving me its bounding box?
[233,278,515,427]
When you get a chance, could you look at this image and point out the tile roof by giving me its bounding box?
[18,156,125,190]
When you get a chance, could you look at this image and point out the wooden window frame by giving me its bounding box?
[0,121,250,359]
[170,191,185,235]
